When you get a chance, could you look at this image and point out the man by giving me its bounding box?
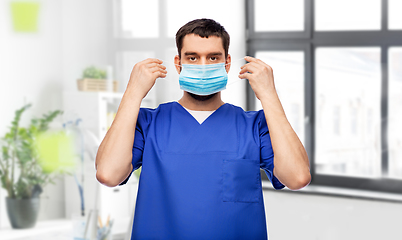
[96,18,310,239]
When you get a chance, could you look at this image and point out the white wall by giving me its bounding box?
[0,0,64,228]
[61,0,111,93]
[264,190,402,240]
[0,0,110,228]
[0,0,63,137]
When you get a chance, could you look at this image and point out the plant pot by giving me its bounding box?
[77,78,118,92]
[6,197,40,229]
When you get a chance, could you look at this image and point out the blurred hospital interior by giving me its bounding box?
[0,0,402,239]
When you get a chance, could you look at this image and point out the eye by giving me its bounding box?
[189,57,197,61]
[210,56,217,61]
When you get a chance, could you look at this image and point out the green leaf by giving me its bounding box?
[2,146,9,160]
[82,66,107,79]
[0,104,67,198]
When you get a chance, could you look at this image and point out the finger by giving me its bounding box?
[244,56,264,65]
[244,56,272,70]
[146,62,167,70]
[149,66,167,73]
[243,62,273,76]
[240,62,254,70]
[144,58,163,64]
[154,71,167,79]
[158,66,168,72]
[153,70,168,76]
[240,61,261,69]
[239,67,249,75]
[244,56,257,63]
[149,66,167,74]
[239,63,259,75]
[135,61,162,72]
[241,57,258,68]
[238,72,252,79]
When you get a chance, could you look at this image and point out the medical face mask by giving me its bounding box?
[178,62,228,96]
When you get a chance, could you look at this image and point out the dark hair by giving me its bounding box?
[175,18,230,58]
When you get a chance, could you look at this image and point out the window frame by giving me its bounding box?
[247,0,402,194]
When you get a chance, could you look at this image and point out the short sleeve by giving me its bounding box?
[258,111,285,190]
[119,108,153,185]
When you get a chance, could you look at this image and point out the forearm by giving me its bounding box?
[95,88,142,187]
[260,91,310,190]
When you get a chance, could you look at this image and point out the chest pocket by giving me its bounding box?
[222,159,262,203]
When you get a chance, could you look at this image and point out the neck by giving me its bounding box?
[178,92,225,111]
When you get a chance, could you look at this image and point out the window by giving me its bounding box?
[254,0,304,32]
[315,0,381,31]
[254,51,305,145]
[166,0,233,38]
[315,47,381,178]
[118,0,159,38]
[247,0,402,194]
[333,106,340,136]
[388,47,402,179]
[388,0,402,30]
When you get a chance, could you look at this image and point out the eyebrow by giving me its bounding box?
[183,52,223,56]
[184,52,198,56]
[208,52,223,56]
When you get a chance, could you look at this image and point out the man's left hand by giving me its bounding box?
[239,56,276,101]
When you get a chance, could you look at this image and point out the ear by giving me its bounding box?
[174,55,181,74]
[225,54,231,73]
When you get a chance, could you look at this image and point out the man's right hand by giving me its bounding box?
[127,58,167,99]
[96,58,166,187]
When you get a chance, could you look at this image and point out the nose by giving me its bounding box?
[200,57,207,65]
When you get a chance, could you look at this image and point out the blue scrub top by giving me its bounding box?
[120,101,284,240]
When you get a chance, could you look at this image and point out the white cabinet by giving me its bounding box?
[62,91,151,236]
[63,91,155,139]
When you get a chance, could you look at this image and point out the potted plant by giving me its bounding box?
[0,104,71,229]
[77,66,118,92]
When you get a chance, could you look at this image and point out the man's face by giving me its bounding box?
[174,34,231,74]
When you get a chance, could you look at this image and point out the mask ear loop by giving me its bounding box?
[225,57,249,87]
